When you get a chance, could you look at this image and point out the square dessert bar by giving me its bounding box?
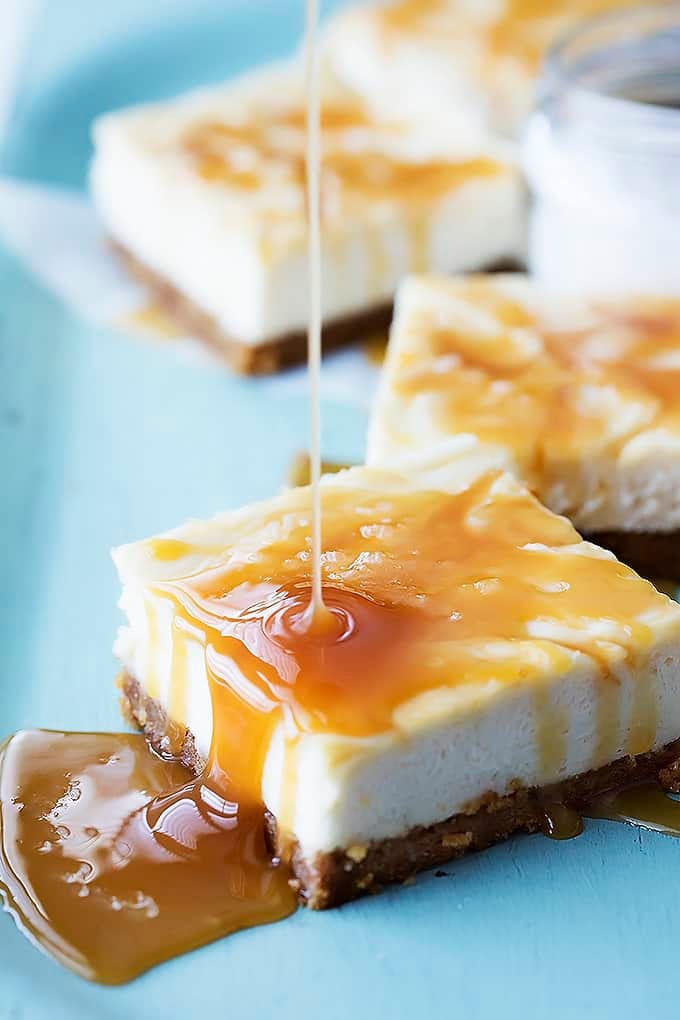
[368,274,680,578]
[323,0,638,137]
[91,62,524,374]
[114,457,680,907]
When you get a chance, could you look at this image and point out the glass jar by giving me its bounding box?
[523,3,680,294]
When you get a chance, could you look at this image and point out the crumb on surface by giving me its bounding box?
[441,831,473,849]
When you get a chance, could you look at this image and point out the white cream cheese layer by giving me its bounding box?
[113,460,680,858]
[91,62,524,347]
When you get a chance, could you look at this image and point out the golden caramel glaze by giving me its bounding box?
[383,277,680,491]
[0,731,295,984]
[541,802,584,840]
[180,103,501,218]
[135,468,677,816]
[543,778,680,840]
[586,781,680,836]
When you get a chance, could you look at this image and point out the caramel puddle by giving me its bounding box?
[586,782,680,837]
[0,731,295,985]
[542,782,680,844]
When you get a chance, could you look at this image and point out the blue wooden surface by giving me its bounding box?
[1,3,678,1017]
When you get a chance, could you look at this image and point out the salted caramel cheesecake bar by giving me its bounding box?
[323,0,639,137]
[91,63,523,374]
[368,274,680,578]
[114,455,680,907]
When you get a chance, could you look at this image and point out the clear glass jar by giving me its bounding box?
[523,3,680,294]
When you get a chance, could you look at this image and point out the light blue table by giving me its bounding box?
[0,3,677,1017]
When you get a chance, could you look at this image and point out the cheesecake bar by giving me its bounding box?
[323,0,639,138]
[90,62,524,374]
[368,274,680,578]
[114,455,680,907]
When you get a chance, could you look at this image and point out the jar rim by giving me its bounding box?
[542,1,680,130]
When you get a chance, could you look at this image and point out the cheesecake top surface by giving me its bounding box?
[93,62,509,251]
[333,0,640,73]
[114,459,680,759]
[370,275,680,486]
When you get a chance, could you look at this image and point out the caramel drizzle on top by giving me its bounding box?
[394,280,680,485]
[180,101,501,214]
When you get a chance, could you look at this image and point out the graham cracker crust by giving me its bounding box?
[583,529,680,582]
[112,241,522,375]
[119,672,680,910]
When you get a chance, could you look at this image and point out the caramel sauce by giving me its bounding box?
[543,782,680,842]
[587,782,680,836]
[181,112,500,217]
[0,731,295,984]
[395,281,680,490]
[541,802,584,840]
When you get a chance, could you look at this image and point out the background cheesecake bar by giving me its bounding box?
[91,63,524,374]
[367,274,680,578]
[114,457,680,907]
[323,0,639,138]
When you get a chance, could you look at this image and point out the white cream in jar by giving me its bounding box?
[524,3,680,295]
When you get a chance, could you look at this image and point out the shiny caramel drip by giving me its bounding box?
[168,619,190,727]
[0,731,295,984]
[544,783,680,841]
[144,599,161,700]
[541,802,584,840]
[395,282,680,487]
[586,782,680,836]
[533,686,568,780]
